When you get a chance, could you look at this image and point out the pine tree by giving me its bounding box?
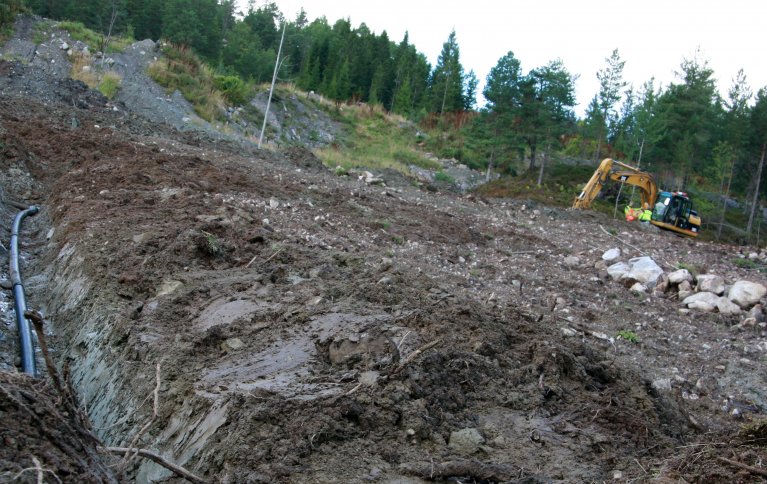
[654,50,720,186]
[429,30,466,114]
[593,49,627,160]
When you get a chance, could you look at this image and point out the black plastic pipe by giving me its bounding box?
[9,205,39,376]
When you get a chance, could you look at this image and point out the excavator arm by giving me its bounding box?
[572,158,658,210]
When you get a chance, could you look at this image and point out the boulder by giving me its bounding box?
[716,298,742,316]
[607,262,630,281]
[696,274,726,295]
[623,256,664,287]
[668,269,693,285]
[728,281,767,309]
[678,280,694,300]
[747,304,765,323]
[682,292,720,312]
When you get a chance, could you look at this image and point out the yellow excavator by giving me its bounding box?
[572,158,701,237]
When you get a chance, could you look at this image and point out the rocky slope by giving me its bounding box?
[2,15,767,483]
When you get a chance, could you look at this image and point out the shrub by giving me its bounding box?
[434,171,455,184]
[98,71,121,99]
[213,75,250,105]
[617,330,639,343]
[733,258,759,269]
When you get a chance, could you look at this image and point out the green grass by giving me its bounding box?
[617,330,639,343]
[57,21,133,53]
[147,44,227,122]
[373,219,391,230]
[32,21,52,44]
[314,104,441,174]
[434,171,455,184]
[98,71,121,99]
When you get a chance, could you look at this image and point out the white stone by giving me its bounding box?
[607,262,630,281]
[682,292,720,312]
[222,338,244,351]
[602,248,621,263]
[620,257,664,287]
[716,297,742,316]
[652,378,672,391]
[630,282,647,293]
[668,269,693,285]
[696,274,726,295]
[728,281,767,308]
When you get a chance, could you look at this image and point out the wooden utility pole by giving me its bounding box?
[259,22,286,149]
[716,157,735,241]
[747,143,767,237]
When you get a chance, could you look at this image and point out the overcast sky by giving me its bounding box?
[241,1,767,116]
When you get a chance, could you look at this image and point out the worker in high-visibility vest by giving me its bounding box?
[638,208,652,222]
[624,205,637,222]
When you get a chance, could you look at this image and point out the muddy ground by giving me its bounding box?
[2,17,767,484]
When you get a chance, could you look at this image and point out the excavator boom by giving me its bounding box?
[572,158,657,210]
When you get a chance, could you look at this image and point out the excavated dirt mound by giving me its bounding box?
[2,20,767,484]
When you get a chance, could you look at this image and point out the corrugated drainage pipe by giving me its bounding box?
[9,205,39,376]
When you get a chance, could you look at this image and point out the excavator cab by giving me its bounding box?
[651,191,701,237]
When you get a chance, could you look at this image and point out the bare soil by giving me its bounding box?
[2,18,767,484]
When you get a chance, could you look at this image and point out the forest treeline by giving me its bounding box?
[6,0,767,236]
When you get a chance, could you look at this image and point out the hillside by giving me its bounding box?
[2,16,767,483]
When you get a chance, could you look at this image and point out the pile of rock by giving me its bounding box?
[597,248,767,321]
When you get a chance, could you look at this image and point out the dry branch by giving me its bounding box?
[121,363,161,470]
[12,455,62,484]
[387,339,441,377]
[101,447,208,484]
[717,456,767,477]
[245,247,284,268]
